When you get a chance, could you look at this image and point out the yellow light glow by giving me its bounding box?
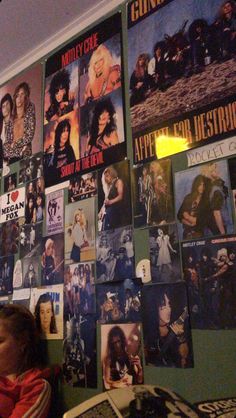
[155,135,190,159]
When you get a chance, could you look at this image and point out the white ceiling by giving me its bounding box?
[0,0,125,85]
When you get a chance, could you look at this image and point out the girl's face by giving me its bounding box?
[0,319,22,378]
[158,294,171,326]
[197,181,205,194]
[39,301,53,334]
[98,109,110,126]
[55,86,66,103]
[60,126,69,147]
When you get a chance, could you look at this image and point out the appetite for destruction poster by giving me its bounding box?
[44,13,126,187]
[127,0,236,164]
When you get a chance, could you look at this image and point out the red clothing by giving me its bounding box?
[0,368,51,418]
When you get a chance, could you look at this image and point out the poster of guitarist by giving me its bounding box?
[41,234,64,285]
[142,282,193,368]
[97,161,132,232]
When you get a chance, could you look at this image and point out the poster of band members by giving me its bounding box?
[128,0,236,164]
[175,159,233,240]
[24,177,45,224]
[132,159,174,228]
[19,221,42,258]
[0,255,14,296]
[30,284,64,340]
[65,198,96,263]
[63,314,97,388]
[142,282,193,368]
[149,224,181,283]
[96,278,142,324]
[68,171,97,203]
[182,235,236,329]
[0,64,42,170]
[43,13,126,187]
[97,160,132,232]
[46,189,64,235]
[96,226,134,283]
[64,261,96,318]
[41,233,64,286]
[101,323,143,389]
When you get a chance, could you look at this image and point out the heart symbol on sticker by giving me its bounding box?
[11,191,19,202]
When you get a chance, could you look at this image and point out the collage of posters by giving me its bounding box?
[0,0,236,399]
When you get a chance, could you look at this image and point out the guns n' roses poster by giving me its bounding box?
[128,0,236,164]
[182,235,236,329]
[44,13,126,187]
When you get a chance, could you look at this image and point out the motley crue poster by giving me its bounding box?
[0,64,43,171]
[181,235,236,329]
[96,226,135,283]
[44,13,126,187]
[149,224,182,283]
[97,160,132,233]
[142,282,193,368]
[128,0,236,164]
[174,159,234,240]
[132,159,174,228]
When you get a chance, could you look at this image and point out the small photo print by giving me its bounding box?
[19,152,43,184]
[41,233,64,286]
[4,173,17,193]
[175,160,233,240]
[149,224,181,283]
[101,323,143,390]
[96,226,135,283]
[19,222,42,259]
[0,255,14,296]
[63,314,97,388]
[30,284,64,340]
[65,198,96,263]
[68,171,97,203]
[64,262,96,317]
[1,220,19,256]
[96,278,142,324]
[142,282,193,368]
[22,256,41,288]
[132,159,174,228]
[97,160,132,232]
[46,189,64,235]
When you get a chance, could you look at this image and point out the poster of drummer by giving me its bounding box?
[127,0,236,165]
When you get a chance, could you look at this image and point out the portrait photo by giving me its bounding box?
[41,233,64,286]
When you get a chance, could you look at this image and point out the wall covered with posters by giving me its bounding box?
[0,0,236,413]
